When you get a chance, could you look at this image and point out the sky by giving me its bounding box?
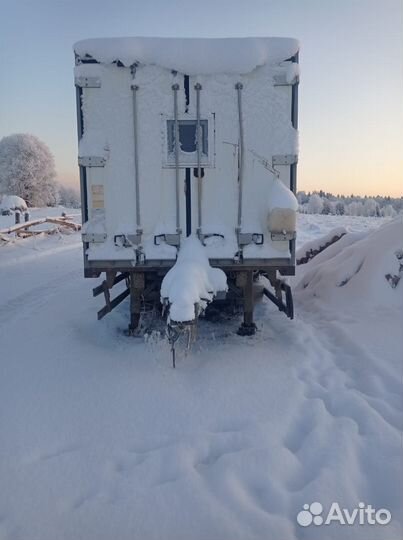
[0,0,402,197]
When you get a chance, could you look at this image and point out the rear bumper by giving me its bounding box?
[84,257,295,277]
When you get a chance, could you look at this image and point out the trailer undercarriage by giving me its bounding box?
[91,264,294,358]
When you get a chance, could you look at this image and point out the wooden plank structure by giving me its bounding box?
[0,214,81,242]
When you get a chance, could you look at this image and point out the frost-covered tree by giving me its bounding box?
[321,199,332,215]
[58,184,81,208]
[0,133,58,207]
[297,191,309,205]
[363,198,378,217]
[335,201,345,215]
[307,193,324,214]
[299,203,308,214]
[381,204,397,218]
[297,189,401,215]
[347,201,364,216]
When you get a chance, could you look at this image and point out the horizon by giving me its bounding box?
[0,0,402,197]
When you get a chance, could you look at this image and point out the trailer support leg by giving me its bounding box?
[128,272,145,335]
[237,271,257,336]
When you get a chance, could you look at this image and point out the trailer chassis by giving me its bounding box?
[90,261,294,342]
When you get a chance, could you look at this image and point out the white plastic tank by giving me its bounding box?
[267,178,298,235]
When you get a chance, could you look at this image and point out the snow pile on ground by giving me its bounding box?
[161,236,227,322]
[0,194,27,213]
[296,213,392,249]
[296,217,403,309]
[0,214,401,540]
[296,226,347,264]
[74,37,299,74]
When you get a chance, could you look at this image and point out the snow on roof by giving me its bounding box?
[74,37,299,75]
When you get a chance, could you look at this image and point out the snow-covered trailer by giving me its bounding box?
[74,37,299,336]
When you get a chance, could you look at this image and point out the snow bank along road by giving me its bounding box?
[0,215,401,540]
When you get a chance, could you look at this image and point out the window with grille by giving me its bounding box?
[167,119,208,159]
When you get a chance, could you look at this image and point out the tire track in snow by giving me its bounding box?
[0,240,80,270]
[0,268,81,328]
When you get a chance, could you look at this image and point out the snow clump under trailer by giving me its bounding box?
[73,37,299,358]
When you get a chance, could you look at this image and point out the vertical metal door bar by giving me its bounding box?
[75,85,88,224]
[131,84,142,235]
[172,83,181,235]
[235,82,244,231]
[195,83,202,234]
[185,168,192,236]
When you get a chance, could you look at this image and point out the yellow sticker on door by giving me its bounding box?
[91,185,104,209]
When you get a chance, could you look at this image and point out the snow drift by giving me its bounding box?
[296,226,347,264]
[296,217,403,309]
[161,236,227,322]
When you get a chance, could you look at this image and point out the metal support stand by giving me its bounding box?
[237,271,257,336]
[128,273,145,334]
[262,278,294,320]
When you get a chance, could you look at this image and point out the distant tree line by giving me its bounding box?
[298,190,402,218]
[57,184,81,208]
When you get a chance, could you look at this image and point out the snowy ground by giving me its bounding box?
[0,212,402,540]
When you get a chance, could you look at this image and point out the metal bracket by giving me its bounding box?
[92,272,128,298]
[262,278,294,320]
[114,233,142,247]
[237,232,264,246]
[129,232,142,245]
[199,233,224,246]
[233,251,243,264]
[82,232,107,243]
[271,231,296,241]
[273,73,299,86]
[78,156,106,168]
[272,154,298,166]
[136,248,145,265]
[154,233,180,247]
[74,76,101,88]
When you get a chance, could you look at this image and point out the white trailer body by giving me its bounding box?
[73,37,299,332]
